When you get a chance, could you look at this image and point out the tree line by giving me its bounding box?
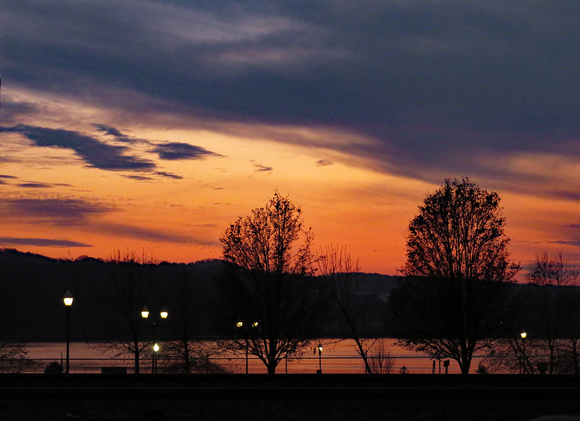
[1,178,579,374]
[213,179,579,375]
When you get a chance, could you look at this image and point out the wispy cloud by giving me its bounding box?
[253,163,273,172]
[155,171,183,180]
[1,124,220,180]
[0,237,92,248]
[152,142,222,160]
[96,223,216,246]
[315,159,333,167]
[17,182,54,189]
[93,124,127,139]
[1,125,155,171]
[549,240,580,247]
[3,0,580,198]
[0,197,113,226]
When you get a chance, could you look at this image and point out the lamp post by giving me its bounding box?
[63,290,74,374]
[317,343,323,374]
[520,331,527,374]
[141,306,168,374]
[237,321,259,374]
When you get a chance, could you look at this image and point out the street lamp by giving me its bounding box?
[141,306,168,374]
[520,331,528,374]
[317,343,323,374]
[63,290,74,374]
[237,320,259,374]
[153,343,160,374]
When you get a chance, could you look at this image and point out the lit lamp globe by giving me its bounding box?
[521,331,527,340]
[160,308,169,319]
[141,306,150,319]
[63,290,74,307]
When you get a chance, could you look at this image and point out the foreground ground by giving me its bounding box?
[1,374,580,420]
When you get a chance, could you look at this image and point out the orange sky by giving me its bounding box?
[2,2,580,275]
[1,87,579,276]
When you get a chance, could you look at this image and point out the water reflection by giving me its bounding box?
[24,339,464,374]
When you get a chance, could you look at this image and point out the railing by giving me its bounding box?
[0,355,481,375]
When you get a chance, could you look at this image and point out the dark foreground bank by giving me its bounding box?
[1,374,579,421]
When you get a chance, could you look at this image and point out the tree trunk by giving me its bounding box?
[134,343,140,374]
[354,339,372,374]
[459,356,471,375]
[573,339,579,375]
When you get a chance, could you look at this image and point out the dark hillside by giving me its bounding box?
[0,249,399,342]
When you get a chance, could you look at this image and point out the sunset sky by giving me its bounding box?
[1,1,579,275]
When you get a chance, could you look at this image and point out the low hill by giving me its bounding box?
[0,249,399,342]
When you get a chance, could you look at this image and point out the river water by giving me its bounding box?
[23,339,473,374]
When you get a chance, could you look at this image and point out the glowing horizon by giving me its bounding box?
[1,1,579,275]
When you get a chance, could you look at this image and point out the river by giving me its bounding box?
[21,339,474,374]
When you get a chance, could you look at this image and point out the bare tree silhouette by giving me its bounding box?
[214,192,327,374]
[318,244,380,374]
[97,249,156,374]
[389,178,519,375]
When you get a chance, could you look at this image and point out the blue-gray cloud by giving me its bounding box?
[152,142,221,160]
[96,223,216,246]
[17,182,54,188]
[3,1,580,194]
[155,171,183,179]
[253,163,273,172]
[0,197,113,226]
[1,125,155,171]
[0,237,92,248]
[316,159,333,167]
[93,124,130,140]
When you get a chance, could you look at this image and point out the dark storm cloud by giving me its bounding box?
[1,125,155,171]
[152,142,222,160]
[3,1,580,191]
[0,237,92,248]
[0,197,113,226]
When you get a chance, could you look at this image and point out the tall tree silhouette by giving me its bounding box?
[215,192,327,374]
[389,178,519,375]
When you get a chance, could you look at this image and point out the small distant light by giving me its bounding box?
[521,331,527,339]
[252,321,259,327]
[153,343,160,352]
[141,306,150,319]
[317,344,323,352]
[160,308,169,319]
[236,321,243,328]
